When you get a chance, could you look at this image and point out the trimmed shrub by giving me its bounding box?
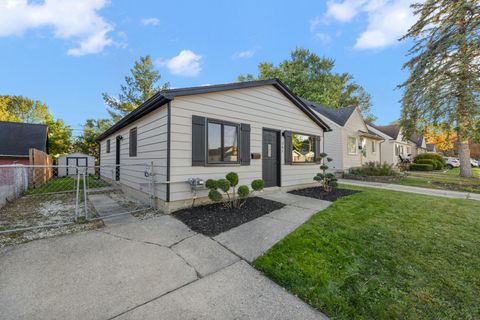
[208,189,223,202]
[237,185,250,198]
[349,162,399,176]
[410,163,434,171]
[415,159,437,167]
[226,172,239,187]
[414,154,445,168]
[216,179,231,193]
[205,179,217,189]
[251,179,265,191]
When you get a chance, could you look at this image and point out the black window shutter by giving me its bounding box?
[314,136,322,163]
[240,123,251,165]
[284,131,292,165]
[192,115,206,166]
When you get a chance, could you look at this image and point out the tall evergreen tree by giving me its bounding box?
[238,48,376,122]
[400,0,480,177]
[103,55,169,122]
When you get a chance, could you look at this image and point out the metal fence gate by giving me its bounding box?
[0,163,157,236]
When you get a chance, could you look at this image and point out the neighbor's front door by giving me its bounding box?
[262,129,280,187]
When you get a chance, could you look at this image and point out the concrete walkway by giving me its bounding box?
[339,178,480,201]
[0,192,330,320]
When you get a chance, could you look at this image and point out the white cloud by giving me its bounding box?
[140,17,160,27]
[315,32,332,44]
[0,0,114,56]
[232,49,256,59]
[157,50,202,77]
[321,0,418,50]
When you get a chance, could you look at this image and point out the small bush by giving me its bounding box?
[415,159,437,167]
[208,189,223,202]
[414,154,445,168]
[226,172,239,187]
[251,179,265,191]
[205,179,217,189]
[216,179,231,192]
[410,163,434,171]
[349,162,399,176]
[237,185,250,198]
[434,160,444,170]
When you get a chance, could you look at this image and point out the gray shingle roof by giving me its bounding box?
[301,98,357,127]
[373,124,401,140]
[0,121,48,157]
[96,79,332,141]
[410,134,424,147]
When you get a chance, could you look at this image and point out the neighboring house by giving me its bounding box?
[302,99,384,171]
[409,134,428,156]
[96,79,331,212]
[426,143,437,153]
[367,123,427,164]
[57,152,95,176]
[0,121,48,165]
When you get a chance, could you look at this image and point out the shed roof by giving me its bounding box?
[0,121,48,157]
[96,79,331,141]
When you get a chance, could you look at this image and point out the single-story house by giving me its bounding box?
[0,121,48,165]
[96,79,331,212]
[57,152,95,176]
[408,133,428,156]
[366,123,427,164]
[302,99,384,171]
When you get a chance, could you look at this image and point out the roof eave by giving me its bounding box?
[95,95,172,141]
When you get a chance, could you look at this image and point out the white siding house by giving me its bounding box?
[301,100,383,171]
[366,124,427,164]
[96,79,331,212]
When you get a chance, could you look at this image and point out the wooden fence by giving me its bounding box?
[29,148,53,188]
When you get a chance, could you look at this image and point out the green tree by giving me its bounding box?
[0,95,72,155]
[73,119,113,159]
[103,55,169,122]
[238,48,376,122]
[399,0,480,177]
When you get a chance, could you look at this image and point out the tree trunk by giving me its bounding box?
[457,135,472,178]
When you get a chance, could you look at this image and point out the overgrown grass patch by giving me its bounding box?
[254,186,480,319]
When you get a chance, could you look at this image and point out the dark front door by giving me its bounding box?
[115,137,121,181]
[262,129,280,187]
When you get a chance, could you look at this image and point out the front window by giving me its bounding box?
[208,121,239,163]
[292,133,315,163]
[371,140,375,153]
[348,137,357,154]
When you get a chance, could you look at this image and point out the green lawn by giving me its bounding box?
[395,168,480,193]
[26,176,110,195]
[254,186,480,319]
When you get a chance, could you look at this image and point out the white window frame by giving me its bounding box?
[347,136,357,155]
[371,140,376,153]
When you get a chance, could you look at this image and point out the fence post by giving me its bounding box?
[149,161,156,209]
[75,171,81,220]
[83,170,88,219]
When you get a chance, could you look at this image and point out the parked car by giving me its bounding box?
[444,157,460,169]
[471,158,479,167]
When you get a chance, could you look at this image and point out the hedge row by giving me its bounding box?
[410,163,434,171]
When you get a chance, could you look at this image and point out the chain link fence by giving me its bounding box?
[0,163,157,238]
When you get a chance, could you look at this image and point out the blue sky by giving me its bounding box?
[0,0,417,134]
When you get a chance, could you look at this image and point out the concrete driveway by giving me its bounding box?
[0,196,329,320]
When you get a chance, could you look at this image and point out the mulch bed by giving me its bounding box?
[173,197,285,236]
[288,187,361,202]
